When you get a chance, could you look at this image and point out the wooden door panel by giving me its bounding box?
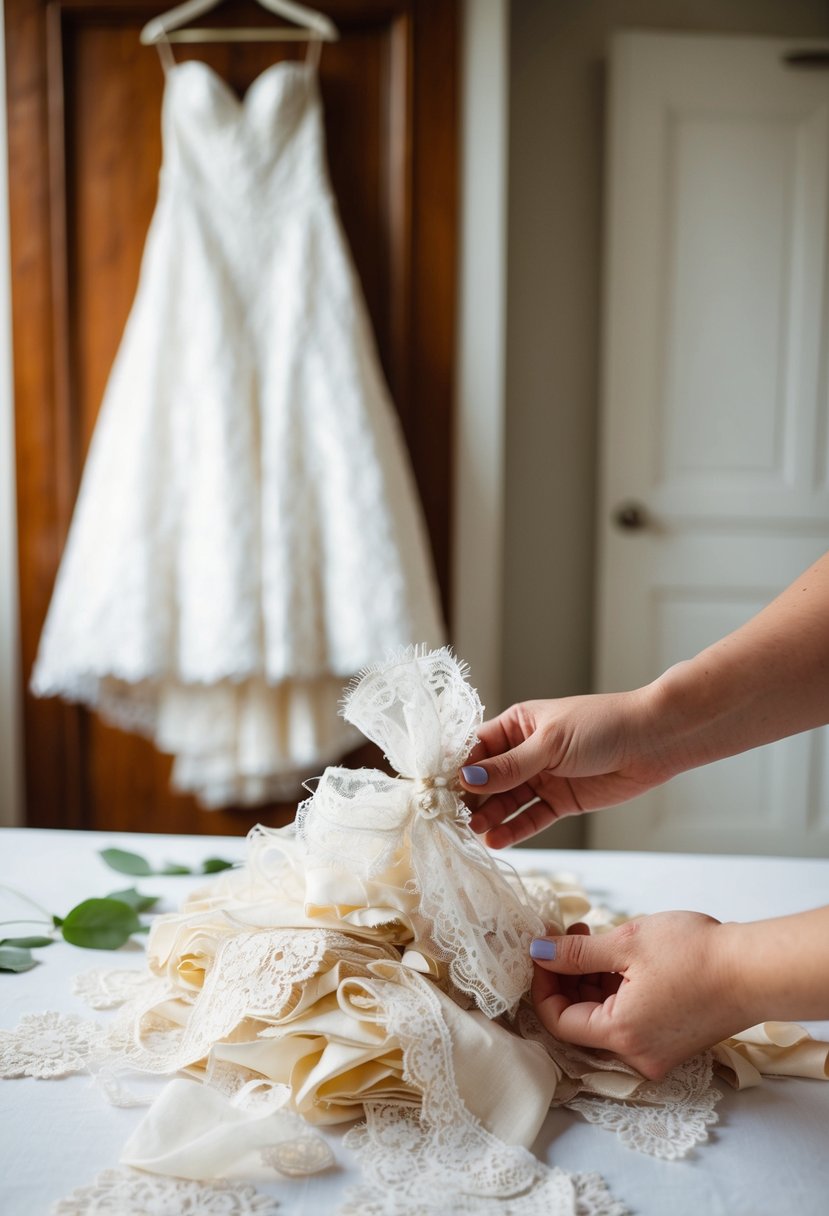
[6,0,457,835]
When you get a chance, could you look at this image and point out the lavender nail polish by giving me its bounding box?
[461,765,489,786]
[530,939,556,961]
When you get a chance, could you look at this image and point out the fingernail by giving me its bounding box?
[530,938,556,961]
[461,765,489,786]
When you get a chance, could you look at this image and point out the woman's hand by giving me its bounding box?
[459,689,676,848]
[530,913,749,1080]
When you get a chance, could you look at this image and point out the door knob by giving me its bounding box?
[613,501,648,530]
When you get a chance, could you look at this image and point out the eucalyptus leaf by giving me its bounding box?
[0,935,55,949]
[201,857,235,874]
[99,848,153,877]
[0,946,38,972]
[106,888,160,913]
[60,898,142,950]
[160,863,192,876]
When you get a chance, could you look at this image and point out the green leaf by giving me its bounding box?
[99,848,153,877]
[0,946,38,972]
[52,915,64,928]
[60,898,141,950]
[159,863,191,876]
[106,888,160,913]
[200,857,235,874]
[0,935,55,949]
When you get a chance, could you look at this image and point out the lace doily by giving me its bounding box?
[51,1168,280,1215]
[0,1011,109,1079]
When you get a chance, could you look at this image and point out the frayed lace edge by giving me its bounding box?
[339,644,477,721]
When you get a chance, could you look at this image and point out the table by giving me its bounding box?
[2,828,828,1215]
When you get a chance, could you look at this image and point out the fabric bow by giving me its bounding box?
[296,647,544,1018]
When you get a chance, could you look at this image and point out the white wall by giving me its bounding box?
[0,0,23,827]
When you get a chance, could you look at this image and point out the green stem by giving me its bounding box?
[0,883,53,920]
[0,918,53,929]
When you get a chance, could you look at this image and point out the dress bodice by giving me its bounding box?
[161,60,329,216]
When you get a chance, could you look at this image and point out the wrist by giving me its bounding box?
[629,671,700,784]
[644,651,754,778]
[719,908,829,1025]
[716,920,770,1030]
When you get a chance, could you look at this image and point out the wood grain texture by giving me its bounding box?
[6,0,457,835]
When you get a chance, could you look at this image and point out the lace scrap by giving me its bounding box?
[298,647,544,1017]
[342,966,626,1214]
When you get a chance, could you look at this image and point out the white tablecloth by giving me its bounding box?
[1,827,828,1215]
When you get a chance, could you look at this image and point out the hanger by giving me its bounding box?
[140,0,339,47]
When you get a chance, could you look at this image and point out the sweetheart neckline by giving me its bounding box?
[168,58,314,112]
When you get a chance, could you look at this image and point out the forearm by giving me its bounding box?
[645,553,829,777]
[720,905,829,1026]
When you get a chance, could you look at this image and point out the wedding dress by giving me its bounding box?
[6,647,824,1215]
[30,55,444,807]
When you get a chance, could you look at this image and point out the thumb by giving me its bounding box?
[529,924,634,975]
[460,735,550,795]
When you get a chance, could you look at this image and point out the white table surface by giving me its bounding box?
[1,828,828,1215]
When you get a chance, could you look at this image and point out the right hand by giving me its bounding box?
[459,689,675,848]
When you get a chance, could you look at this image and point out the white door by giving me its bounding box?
[591,32,829,856]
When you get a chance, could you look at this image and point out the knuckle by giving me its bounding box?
[495,750,523,787]
[610,1021,646,1060]
[562,931,590,969]
[614,920,640,947]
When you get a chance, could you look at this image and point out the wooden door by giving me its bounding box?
[592,32,829,855]
[6,0,457,836]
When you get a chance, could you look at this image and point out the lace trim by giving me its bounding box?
[111,928,349,1075]
[342,967,625,1214]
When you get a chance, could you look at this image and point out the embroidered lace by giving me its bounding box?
[343,966,626,1215]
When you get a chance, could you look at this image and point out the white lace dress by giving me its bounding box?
[30,58,444,807]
